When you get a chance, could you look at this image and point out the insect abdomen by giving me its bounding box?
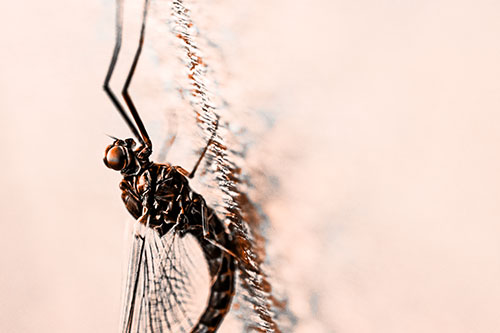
[193,249,235,333]
[191,210,236,333]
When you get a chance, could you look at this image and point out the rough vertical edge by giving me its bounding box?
[169,0,282,331]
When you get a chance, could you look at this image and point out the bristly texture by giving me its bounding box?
[167,0,284,331]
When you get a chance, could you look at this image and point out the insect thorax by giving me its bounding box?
[120,163,205,237]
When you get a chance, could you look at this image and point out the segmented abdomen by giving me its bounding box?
[190,209,236,333]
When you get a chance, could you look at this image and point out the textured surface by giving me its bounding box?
[2,0,500,332]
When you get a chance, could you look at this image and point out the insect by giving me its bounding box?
[102,0,236,331]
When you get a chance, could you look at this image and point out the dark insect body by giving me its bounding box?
[104,140,236,332]
[102,0,236,332]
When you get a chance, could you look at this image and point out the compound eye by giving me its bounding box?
[105,146,128,171]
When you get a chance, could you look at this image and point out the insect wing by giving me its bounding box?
[121,222,211,332]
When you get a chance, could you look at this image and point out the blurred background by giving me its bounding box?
[1,0,500,332]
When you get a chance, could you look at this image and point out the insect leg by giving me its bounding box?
[200,198,209,238]
[121,0,153,149]
[204,237,237,260]
[103,0,144,145]
[200,202,237,259]
[124,234,146,333]
[188,117,219,179]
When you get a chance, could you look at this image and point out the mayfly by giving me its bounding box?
[102,0,236,332]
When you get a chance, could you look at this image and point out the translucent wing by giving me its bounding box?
[121,222,210,333]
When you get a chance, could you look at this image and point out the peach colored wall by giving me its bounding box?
[1,0,500,332]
